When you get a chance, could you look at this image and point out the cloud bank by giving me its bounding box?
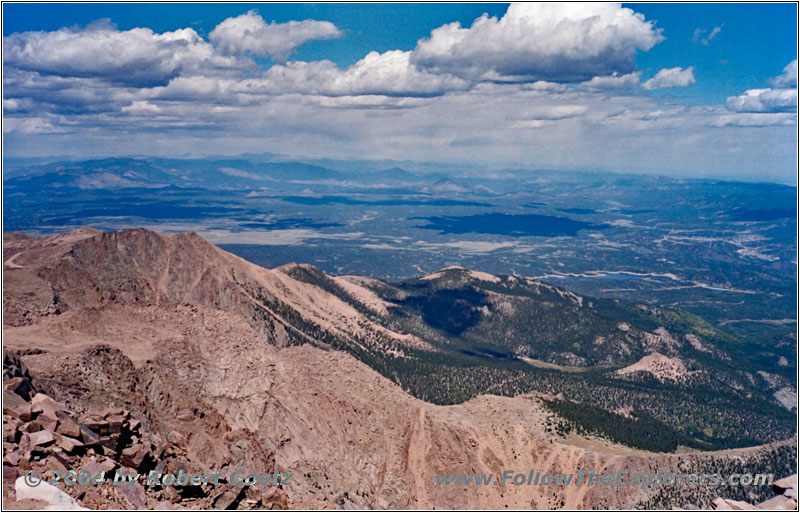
[3,20,246,87]
[2,4,796,181]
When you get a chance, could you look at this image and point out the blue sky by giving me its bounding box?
[3,3,797,182]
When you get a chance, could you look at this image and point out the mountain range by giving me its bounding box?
[3,227,796,509]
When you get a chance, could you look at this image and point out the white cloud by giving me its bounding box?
[410,2,663,83]
[509,103,589,129]
[705,25,723,44]
[692,24,723,46]
[149,75,237,102]
[520,81,568,92]
[209,10,342,61]
[244,50,470,97]
[525,104,587,120]
[2,5,796,183]
[712,113,796,127]
[3,97,33,113]
[580,72,641,90]
[768,59,797,88]
[642,66,696,90]
[121,100,161,114]
[510,119,553,129]
[726,88,797,113]
[2,21,246,87]
[2,116,62,134]
[724,61,797,116]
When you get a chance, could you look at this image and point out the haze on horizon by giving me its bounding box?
[2,2,798,183]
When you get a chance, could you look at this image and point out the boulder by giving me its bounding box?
[3,390,32,421]
[117,479,148,509]
[4,418,22,443]
[79,425,101,445]
[27,429,56,448]
[22,420,43,433]
[120,442,148,470]
[757,494,797,510]
[81,417,109,436]
[55,413,83,439]
[714,497,760,510]
[83,458,115,475]
[3,350,32,381]
[45,453,70,473]
[37,413,58,432]
[106,414,125,434]
[4,451,23,466]
[15,475,88,510]
[773,475,798,499]
[4,377,35,401]
[55,435,84,454]
[212,485,245,510]
[59,414,101,445]
[3,464,19,483]
[100,407,126,418]
[98,433,121,454]
[246,485,289,509]
[30,393,65,418]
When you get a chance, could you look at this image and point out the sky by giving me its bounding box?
[2,3,798,183]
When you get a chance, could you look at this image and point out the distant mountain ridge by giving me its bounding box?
[4,156,451,191]
[3,157,356,190]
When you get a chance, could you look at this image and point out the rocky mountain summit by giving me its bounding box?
[3,228,796,509]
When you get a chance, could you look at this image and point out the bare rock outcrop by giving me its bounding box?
[712,474,797,510]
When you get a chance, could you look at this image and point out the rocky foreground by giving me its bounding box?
[3,349,286,509]
[3,228,797,509]
[711,475,797,510]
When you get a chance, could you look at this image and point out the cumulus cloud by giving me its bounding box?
[144,49,470,106]
[642,66,696,90]
[3,21,246,87]
[245,50,470,97]
[726,88,797,113]
[209,11,342,61]
[725,61,797,114]
[768,59,797,88]
[410,2,663,83]
[579,72,641,90]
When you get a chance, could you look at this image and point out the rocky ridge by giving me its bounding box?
[3,228,796,509]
